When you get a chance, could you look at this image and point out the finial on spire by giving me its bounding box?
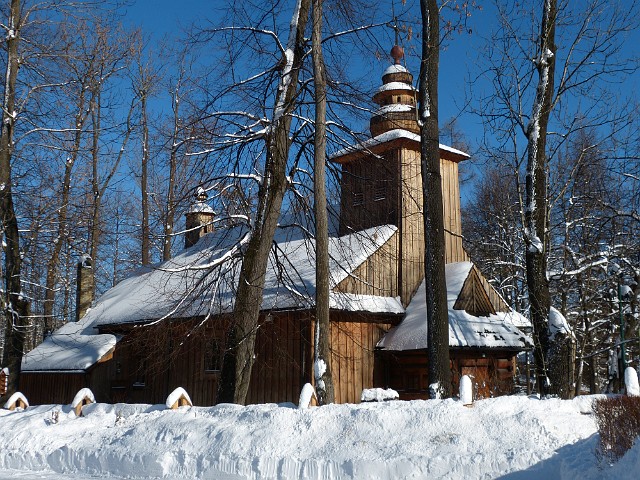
[196,186,208,202]
[390,45,404,65]
[389,1,404,65]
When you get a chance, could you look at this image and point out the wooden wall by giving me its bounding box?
[400,147,425,305]
[378,349,517,400]
[323,312,397,404]
[440,157,468,264]
[338,143,468,307]
[22,313,312,407]
[335,233,398,298]
[246,311,310,405]
[20,372,87,405]
[339,147,399,236]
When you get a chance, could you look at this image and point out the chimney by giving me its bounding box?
[185,187,215,249]
[76,255,94,322]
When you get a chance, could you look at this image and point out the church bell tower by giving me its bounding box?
[331,46,469,305]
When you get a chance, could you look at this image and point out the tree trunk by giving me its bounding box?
[89,89,102,295]
[141,93,151,265]
[163,86,181,262]
[311,0,334,405]
[217,0,311,405]
[43,95,88,334]
[419,0,451,399]
[0,0,30,401]
[524,0,557,396]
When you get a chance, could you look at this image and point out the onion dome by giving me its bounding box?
[370,46,419,137]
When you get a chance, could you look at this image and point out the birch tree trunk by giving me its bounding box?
[311,0,334,406]
[217,0,312,405]
[525,0,556,396]
[419,0,451,399]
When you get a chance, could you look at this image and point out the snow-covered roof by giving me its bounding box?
[187,201,215,214]
[86,224,398,328]
[23,224,401,372]
[374,104,414,116]
[383,64,409,75]
[376,81,416,93]
[377,262,531,351]
[331,129,470,161]
[22,314,117,372]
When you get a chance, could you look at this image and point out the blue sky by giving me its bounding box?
[122,0,640,184]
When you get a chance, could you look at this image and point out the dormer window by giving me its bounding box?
[353,192,364,206]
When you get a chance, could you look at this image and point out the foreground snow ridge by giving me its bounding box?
[0,395,638,479]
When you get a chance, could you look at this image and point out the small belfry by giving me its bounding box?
[184,187,215,249]
[370,45,419,137]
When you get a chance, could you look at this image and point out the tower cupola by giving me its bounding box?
[185,187,215,249]
[370,45,419,136]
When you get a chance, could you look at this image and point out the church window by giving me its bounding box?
[204,338,222,372]
[132,355,146,387]
[374,181,387,201]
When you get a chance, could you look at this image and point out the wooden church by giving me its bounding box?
[20,47,531,406]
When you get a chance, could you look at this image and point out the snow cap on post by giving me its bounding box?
[460,375,473,406]
[3,392,29,411]
[71,388,95,416]
[298,383,317,409]
[166,387,193,410]
[625,367,640,396]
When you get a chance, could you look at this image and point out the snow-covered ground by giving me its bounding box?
[1,395,639,479]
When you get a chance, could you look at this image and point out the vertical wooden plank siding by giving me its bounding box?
[335,233,399,298]
[328,315,394,404]
[400,148,425,305]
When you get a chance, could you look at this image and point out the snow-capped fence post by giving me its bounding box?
[0,368,8,397]
[71,388,96,416]
[298,383,317,409]
[166,387,193,410]
[624,367,640,396]
[3,392,29,411]
[460,375,473,407]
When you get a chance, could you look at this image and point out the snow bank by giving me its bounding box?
[0,396,615,479]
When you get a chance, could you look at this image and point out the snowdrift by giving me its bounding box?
[0,395,638,479]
